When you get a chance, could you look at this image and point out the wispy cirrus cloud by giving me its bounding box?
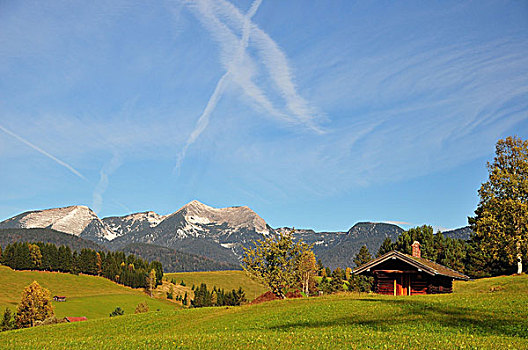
[176,0,323,169]
[92,152,123,214]
[0,124,89,182]
[384,220,412,226]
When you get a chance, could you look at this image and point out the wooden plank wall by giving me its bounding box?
[375,273,395,295]
[428,277,453,294]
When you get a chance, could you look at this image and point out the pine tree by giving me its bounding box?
[15,281,54,328]
[1,308,15,331]
[377,237,394,257]
[353,245,372,267]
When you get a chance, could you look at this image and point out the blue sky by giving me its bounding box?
[1,0,527,232]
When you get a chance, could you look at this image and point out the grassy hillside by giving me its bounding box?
[0,266,175,319]
[1,274,526,349]
[165,270,268,300]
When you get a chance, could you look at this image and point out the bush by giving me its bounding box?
[35,316,63,326]
[134,302,149,314]
[109,307,124,317]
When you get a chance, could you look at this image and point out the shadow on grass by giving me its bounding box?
[267,298,528,339]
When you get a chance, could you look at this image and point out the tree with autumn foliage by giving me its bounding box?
[469,136,528,275]
[242,229,312,299]
[146,269,157,297]
[298,250,317,295]
[15,281,54,328]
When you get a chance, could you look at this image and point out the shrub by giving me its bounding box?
[109,307,124,317]
[135,302,149,314]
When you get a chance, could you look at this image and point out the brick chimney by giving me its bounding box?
[412,241,421,258]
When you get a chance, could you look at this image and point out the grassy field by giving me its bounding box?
[165,270,268,300]
[1,274,527,349]
[0,266,175,319]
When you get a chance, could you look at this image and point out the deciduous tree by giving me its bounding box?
[469,136,528,274]
[28,244,42,269]
[15,281,54,328]
[242,229,312,299]
[298,250,317,294]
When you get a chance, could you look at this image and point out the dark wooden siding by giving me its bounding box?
[410,274,427,295]
[372,272,454,295]
[374,272,395,295]
[427,276,453,294]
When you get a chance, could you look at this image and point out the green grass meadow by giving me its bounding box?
[1,273,527,349]
[165,270,268,300]
[0,266,175,319]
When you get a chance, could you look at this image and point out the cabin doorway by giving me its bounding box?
[393,275,411,296]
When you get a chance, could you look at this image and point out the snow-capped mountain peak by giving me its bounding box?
[0,205,112,242]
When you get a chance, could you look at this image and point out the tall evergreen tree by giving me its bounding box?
[1,308,15,331]
[353,245,372,267]
[377,237,395,257]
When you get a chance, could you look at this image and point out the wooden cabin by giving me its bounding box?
[354,241,469,295]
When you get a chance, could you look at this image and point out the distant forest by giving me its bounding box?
[121,243,241,272]
[0,228,240,273]
[0,241,163,289]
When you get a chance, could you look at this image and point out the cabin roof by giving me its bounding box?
[64,316,87,322]
[353,250,470,280]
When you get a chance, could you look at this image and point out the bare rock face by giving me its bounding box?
[161,200,270,239]
[108,200,272,263]
[0,206,112,243]
[103,211,165,241]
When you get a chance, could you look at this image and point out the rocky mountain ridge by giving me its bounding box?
[0,205,112,243]
[0,201,467,269]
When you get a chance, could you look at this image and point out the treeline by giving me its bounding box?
[376,225,467,273]
[121,243,241,272]
[364,224,522,278]
[0,242,163,289]
[191,283,246,308]
[0,228,104,252]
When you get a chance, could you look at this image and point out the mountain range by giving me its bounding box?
[0,200,471,270]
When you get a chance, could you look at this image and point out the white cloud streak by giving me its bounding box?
[0,124,89,182]
[92,152,122,214]
[176,0,323,170]
[384,220,412,226]
[176,0,263,171]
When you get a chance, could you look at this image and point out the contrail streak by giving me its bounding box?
[176,0,263,171]
[92,152,122,214]
[0,124,89,182]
